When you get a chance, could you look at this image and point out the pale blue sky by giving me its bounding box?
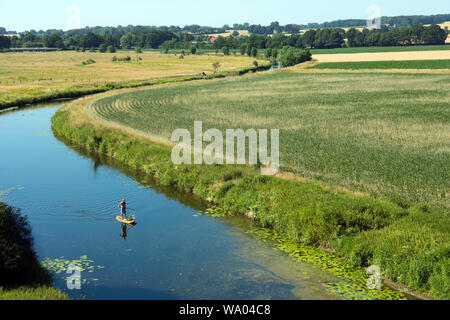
[1,0,449,32]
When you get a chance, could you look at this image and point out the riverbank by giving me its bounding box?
[0,203,68,300]
[52,91,448,300]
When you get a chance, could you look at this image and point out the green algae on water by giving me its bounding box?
[245,227,407,300]
[195,206,236,218]
[41,255,105,285]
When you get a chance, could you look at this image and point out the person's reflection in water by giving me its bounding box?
[120,223,128,241]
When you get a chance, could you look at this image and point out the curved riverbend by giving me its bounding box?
[0,102,411,300]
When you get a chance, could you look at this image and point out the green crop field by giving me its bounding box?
[86,72,450,209]
[311,59,450,69]
[310,45,450,55]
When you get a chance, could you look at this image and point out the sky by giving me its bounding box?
[0,0,449,32]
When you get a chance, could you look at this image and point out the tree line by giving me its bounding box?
[0,23,447,51]
[231,14,450,32]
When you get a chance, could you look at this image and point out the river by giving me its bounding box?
[0,101,393,300]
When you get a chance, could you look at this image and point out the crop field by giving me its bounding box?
[0,51,266,109]
[206,30,250,37]
[312,50,450,63]
[311,59,450,70]
[310,45,450,55]
[86,72,450,209]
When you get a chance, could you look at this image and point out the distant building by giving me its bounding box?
[209,36,217,43]
[10,47,57,52]
[2,33,21,38]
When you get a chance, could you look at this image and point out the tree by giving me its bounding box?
[0,36,11,49]
[279,47,312,67]
[346,28,358,47]
[421,25,447,45]
[135,46,142,63]
[222,46,230,55]
[190,46,197,54]
[251,47,258,58]
[120,33,134,49]
[107,45,116,53]
[246,45,252,56]
[302,29,317,48]
[265,48,273,59]
[212,61,221,74]
[80,32,103,49]
[240,44,246,55]
[272,48,279,59]
[326,29,344,48]
[99,43,107,53]
[409,24,425,45]
[46,33,63,48]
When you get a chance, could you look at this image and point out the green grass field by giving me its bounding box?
[311,59,450,69]
[0,51,267,110]
[310,45,450,55]
[86,72,450,209]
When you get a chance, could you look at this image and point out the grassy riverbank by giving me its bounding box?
[0,203,68,300]
[52,93,449,299]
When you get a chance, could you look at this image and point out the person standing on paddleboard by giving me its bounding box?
[118,199,127,219]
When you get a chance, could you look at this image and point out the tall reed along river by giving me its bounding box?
[0,102,408,300]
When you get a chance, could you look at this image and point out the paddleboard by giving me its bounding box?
[116,216,136,225]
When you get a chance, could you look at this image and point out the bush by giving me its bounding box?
[98,43,107,53]
[81,58,96,65]
[107,45,116,53]
[280,46,312,67]
[0,204,51,287]
[112,56,131,62]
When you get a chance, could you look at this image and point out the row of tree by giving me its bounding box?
[1,24,447,51]
[229,14,450,33]
[164,24,447,50]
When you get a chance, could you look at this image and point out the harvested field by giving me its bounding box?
[313,50,450,62]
